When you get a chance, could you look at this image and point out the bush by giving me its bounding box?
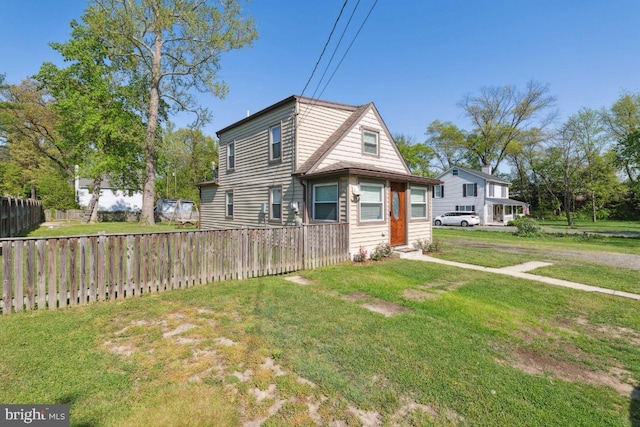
[427,240,442,252]
[413,239,441,253]
[370,242,392,261]
[512,217,541,237]
[353,247,368,262]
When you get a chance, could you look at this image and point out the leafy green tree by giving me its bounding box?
[157,127,218,202]
[459,81,556,171]
[602,93,640,185]
[394,134,435,177]
[424,120,470,172]
[81,0,257,224]
[36,20,145,223]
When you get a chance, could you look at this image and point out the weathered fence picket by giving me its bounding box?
[0,224,348,315]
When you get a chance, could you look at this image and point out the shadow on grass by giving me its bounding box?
[631,384,640,427]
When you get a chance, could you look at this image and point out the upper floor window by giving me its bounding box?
[463,183,477,197]
[270,187,282,221]
[360,183,384,222]
[362,130,378,156]
[227,141,235,170]
[434,185,444,198]
[489,183,495,198]
[452,169,459,176]
[501,185,508,198]
[313,183,338,221]
[270,124,281,161]
[410,187,428,219]
[226,191,234,218]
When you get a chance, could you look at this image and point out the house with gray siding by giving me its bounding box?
[432,166,528,225]
[197,95,441,257]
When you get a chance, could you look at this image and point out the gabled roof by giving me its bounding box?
[295,103,371,175]
[216,95,359,137]
[437,166,510,185]
[294,161,441,186]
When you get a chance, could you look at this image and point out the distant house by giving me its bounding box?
[432,166,528,225]
[75,176,142,212]
[197,95,441,257]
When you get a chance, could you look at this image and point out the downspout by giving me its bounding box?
[292,101,304,226]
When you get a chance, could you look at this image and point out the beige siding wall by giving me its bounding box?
[346,176,389,256]
[296,103,354,167]
[407,184,433,247]
[198,184,221,229]
[203,101,304,229]
[316,109,409,173]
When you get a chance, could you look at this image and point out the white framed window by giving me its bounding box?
[489,183,495,198]
[269,124,281,161]
[227,141,235,170]
[463,183,477,197]
[456,205,475,212]
[359,183,384,222]
[269,187,282,221]
[410,187,428,219]
[313,183,338,221]
[434,185,444,198]
[501,185,507,198]
[362,130,378,156]
[226,191,234,218]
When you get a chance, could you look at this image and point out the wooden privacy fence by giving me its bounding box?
[0,223,349,315]
[0,196,43,238]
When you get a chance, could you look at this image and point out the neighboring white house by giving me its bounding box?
[197,95,442,257]
[432,166,528,225]
[75,176,142,212]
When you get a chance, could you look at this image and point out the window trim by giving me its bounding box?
[362,129,379,157]
[269,123,282,162]
[269,186,283,223]
[455,205,475,212]
[225,190,234,218]
[312,182,339,222]
[434,184,444,198]
[463,183,477,197]
[358,181,385,225]
[227,141,235,171]
[410,186,429,221]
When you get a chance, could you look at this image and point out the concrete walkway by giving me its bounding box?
[398,251,640,301]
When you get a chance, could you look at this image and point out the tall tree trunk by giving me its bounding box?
[84,176,102,224]
[591,192,597,223]
[564,191,572,226]
[139,33,162,226]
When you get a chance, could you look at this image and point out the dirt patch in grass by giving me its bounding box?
[501,347,635,395]
[342,293,409,317]
[402,289,439,301]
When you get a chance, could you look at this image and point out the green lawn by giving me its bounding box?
[538,218,640,233]
[0,259,638,426]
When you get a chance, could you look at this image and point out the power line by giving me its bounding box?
[308,0,362,101]
[300,0,350,98]
[316,0,379,101]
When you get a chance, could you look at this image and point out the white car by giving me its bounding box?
[434,212,480,227]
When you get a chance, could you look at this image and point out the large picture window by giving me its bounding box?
[226,191,234,218]
[227,141,235,170]
[410,187,428,219]
[313,183,338,221]
[270,124,281,161]
[360,183,384,222]
[270,187,282,221]
[362,130,378,155]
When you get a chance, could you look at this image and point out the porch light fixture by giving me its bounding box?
[352,185,361,197]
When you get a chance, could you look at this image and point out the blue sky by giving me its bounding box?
[1,0,639,144]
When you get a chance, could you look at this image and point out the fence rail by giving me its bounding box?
[0,197,43,238]
[0,224,349,315]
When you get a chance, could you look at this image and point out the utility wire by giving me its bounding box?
[308,0,362,101]
[300,0,350,98]
[316,0,379,101]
